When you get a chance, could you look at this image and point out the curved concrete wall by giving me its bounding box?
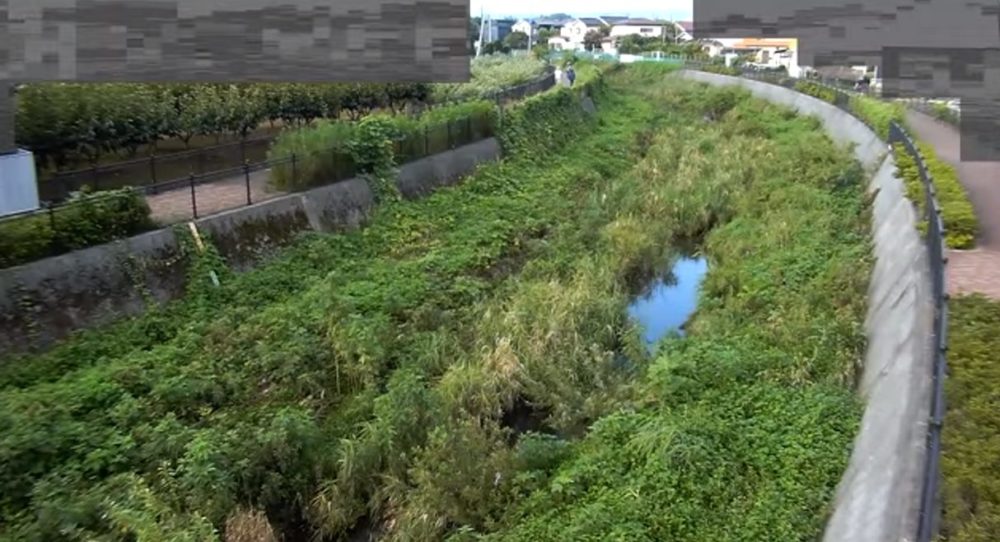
[678,70,935,542]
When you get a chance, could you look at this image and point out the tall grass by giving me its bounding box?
[0,67,870,542]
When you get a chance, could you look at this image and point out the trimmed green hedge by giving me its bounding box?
[891,140,978,249]
[850,94,978,248]
[794,80,837,104]
[0,188,155,268]
[940,295,1000,542]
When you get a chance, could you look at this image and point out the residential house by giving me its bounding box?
[534,17,568,33]
[609,19,667,39]
[674,21,694,42]
[512,19,535,37]
[481,18,516,44]
[610,19,693,42]
[560,17,607,45]
[716,38,802,76]
[599,15,629,26]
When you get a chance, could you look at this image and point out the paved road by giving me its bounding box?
[905,110,1000,299]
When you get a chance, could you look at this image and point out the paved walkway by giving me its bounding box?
[145,167,285,224]
[905,110,1000,299]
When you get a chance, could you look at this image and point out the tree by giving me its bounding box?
[538,28,558,42]
[504,31,529,50]
[583,30,604,52]
[481,40,510,55]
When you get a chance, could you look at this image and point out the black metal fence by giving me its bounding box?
[889,122,950,542]
[684,62,949,542]
[6,71,555,229]
[38,69,556,203]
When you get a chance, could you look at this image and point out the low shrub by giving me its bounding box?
[698,64,741,76]
[794,80,838,103]
[940,295,1000,542]
[0,188,155,268]
[893,141,978,248]
[848,94,906,139]
[930,102,960,125]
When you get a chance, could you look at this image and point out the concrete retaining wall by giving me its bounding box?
[0,138,501,353]
[679,70,934,542]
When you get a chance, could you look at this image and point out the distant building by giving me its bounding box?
[482,18,516,43]
[534,18,569,33]
[561,17,608,45]
[599,15,629,26]
[512,19,535,37]
[609,19,694,42]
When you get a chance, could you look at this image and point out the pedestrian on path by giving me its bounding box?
[566,65,576,87]
[554,65,563,86]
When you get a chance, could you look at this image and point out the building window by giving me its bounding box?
[640,27,652,33]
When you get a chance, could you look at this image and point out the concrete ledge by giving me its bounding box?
[0,138,503,353]
[678,70,934,542]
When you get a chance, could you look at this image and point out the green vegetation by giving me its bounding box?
[893,141,978,248]
[0,64,869,541]
[16,82,432,170]
[939,295,1000,542]
[929,102,960,125]
[795,80,838,103]
[0,188,155,269]
[849,94,977,248]
[18,56,547,173]
[481,76,871,542]
[431,55,549,103]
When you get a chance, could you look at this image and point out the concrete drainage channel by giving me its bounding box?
[678,70,935,542]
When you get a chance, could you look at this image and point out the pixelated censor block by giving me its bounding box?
[0,0,469,82]
[694,0,1000,160]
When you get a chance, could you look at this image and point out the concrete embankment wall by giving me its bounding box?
[0,138,501,353]
[679,70,934,542]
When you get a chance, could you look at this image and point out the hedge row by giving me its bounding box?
[940,295,1000,541]
[794,80,838,104]
[17,82,433,170]
[849,94,978,248]
[18,56,548,171]
[0,188,155,269]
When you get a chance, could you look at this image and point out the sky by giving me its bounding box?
[468,0,693,20]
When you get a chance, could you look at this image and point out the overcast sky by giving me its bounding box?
[468,0,693,20]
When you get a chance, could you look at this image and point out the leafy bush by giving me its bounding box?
[0,188,155,268]
[431,55,547,102]
[17,82,433,169]
[698,64,741,76]
[848,94,907,139]
[940,295,1000,542]
[893,141,978,248]
[930,102,960,125]
[794,80,838,103]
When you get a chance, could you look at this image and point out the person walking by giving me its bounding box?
[566,65,576,87]
[554,65,563,87]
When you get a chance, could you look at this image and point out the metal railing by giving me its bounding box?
[2,71,557,266]
[888,121,950,542]
[684,62,950,542]
[37,69,556,203]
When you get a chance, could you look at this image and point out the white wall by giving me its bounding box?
[0,150,39,216]
[610,24,664,38]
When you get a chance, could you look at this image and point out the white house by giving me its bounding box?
[609,19,693,42]
[512,19,534,37]
[560,17,607,44]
